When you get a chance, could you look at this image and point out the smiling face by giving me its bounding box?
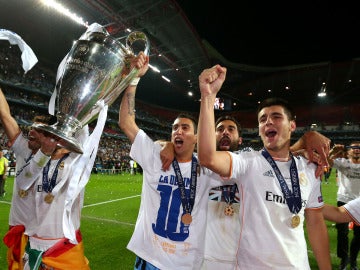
[215,119,242,151]
[171,117,197,162]
[258,105,296,157]
[347,142,360,163]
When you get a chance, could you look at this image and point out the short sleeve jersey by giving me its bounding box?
[334,158,360,203]
[9,134,33,226]
[127,130,222,270]
[229,150,323,269]
[344,198,360,225]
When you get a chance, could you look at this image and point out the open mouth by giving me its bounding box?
[219,137,231,147]
[174,138,184,147]
[265,130,277,138]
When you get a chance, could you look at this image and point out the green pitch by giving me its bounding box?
[0,170,351,269]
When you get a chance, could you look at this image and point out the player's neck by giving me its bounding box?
[175,153,193,163]
[266,148,290,162]
[272,156,291,162]
[350,157,360,164]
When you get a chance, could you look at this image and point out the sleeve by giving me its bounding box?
[130,129,161,171]
[332,158,346,170]
[15,150,51,190]
[343,198,360,225]
[229,151,251,181]
[198,152,234,181]
[11,132,32,158]
[304,164,324,209]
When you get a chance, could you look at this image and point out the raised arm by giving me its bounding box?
[197,65,230,176]
[118,52,149,143]
[0,88,21,141]
[327,144,346,167]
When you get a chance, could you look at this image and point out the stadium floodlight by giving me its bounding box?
[148,64,160,73]
[317,82,327,97]
[161,75,170,82]
[41,0,89,27]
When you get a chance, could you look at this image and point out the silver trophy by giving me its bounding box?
[33,26,150,154]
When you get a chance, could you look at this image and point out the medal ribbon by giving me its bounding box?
[172,155,197,216]
[25,153,33,163]
[224,184,238,204]
[42,153,69,193]
[261,149,302,215]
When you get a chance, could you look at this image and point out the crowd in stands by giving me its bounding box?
[0,40,177,173]
[0,41,359,174]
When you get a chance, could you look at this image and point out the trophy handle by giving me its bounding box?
[100,31,150,106]
[126,31,150,57]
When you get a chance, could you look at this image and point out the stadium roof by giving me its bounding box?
[0,0,359,114]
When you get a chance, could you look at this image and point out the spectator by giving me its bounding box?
[130,159,134,175]
[328,142,360,270]
[0,146,9,197]
[323,166,332,184]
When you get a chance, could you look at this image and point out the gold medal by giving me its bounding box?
[291,214,300,228]
[181,213,192,225]
[59,161,65,170]
[18,189,28,198]
[224,204,234,216]
[44,193,54,204]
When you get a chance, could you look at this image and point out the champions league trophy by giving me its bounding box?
[33,24,150,154]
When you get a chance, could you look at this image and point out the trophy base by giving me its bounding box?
[33,123,84,154]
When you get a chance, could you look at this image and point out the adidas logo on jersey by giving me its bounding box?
[263,170,274,177]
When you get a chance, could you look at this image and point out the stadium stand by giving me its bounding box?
[0,41,359,174]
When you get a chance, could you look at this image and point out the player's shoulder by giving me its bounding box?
[233,147,259,158]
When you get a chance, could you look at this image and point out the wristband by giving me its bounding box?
[130,77,140,86]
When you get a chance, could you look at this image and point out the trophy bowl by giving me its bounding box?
[33,27,150,154]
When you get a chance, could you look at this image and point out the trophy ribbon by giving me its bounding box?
[0,29,38,73]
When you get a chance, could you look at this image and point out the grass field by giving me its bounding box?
[0,170,353,269]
